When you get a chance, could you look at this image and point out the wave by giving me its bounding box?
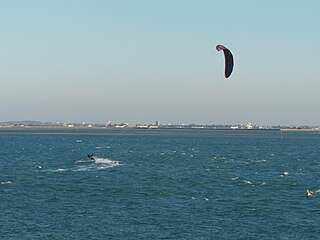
[41,157,121,173]
[75,157,121,172]
[0,181,12,185]
[43,168,68,173]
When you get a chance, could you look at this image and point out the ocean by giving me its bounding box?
[1,128,320,239]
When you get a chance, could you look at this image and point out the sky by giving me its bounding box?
[1,0,320,125]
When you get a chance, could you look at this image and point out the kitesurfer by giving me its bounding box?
[87,154,95,161]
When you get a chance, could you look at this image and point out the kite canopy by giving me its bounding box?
[216,44,234,78]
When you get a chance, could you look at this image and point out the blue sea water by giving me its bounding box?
[1,128,320,239]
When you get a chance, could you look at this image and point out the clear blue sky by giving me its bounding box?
[1,0,319,125]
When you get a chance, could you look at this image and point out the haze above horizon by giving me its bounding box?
[1,0,319,126]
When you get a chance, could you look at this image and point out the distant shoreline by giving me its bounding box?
[279,128,320,132]
[1,125,320,131]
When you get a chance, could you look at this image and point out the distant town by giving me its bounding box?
[0,120,319,131]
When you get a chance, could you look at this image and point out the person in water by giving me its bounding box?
[87,154,95,161]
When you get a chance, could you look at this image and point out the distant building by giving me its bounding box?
[247,122,253,129]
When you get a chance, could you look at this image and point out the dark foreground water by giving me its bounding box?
[1,128,320,239]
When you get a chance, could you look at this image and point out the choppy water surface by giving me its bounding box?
[1,129,320,239]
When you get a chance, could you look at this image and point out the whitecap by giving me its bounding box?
[40,168,68,173]
[243,180,252,185]
[51,168,68,172]
[94,157,120,165]
[96,145,111,149]
[43,157,121,173]
[75,166,94,172]
[1,181,12,185]
[75,157,121,172]
[256,159,267,163]
[75,159,91,164]
[230,177,239,181]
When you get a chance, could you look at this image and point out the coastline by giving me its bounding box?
[1,125,320,131]
[279,128,320,132]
